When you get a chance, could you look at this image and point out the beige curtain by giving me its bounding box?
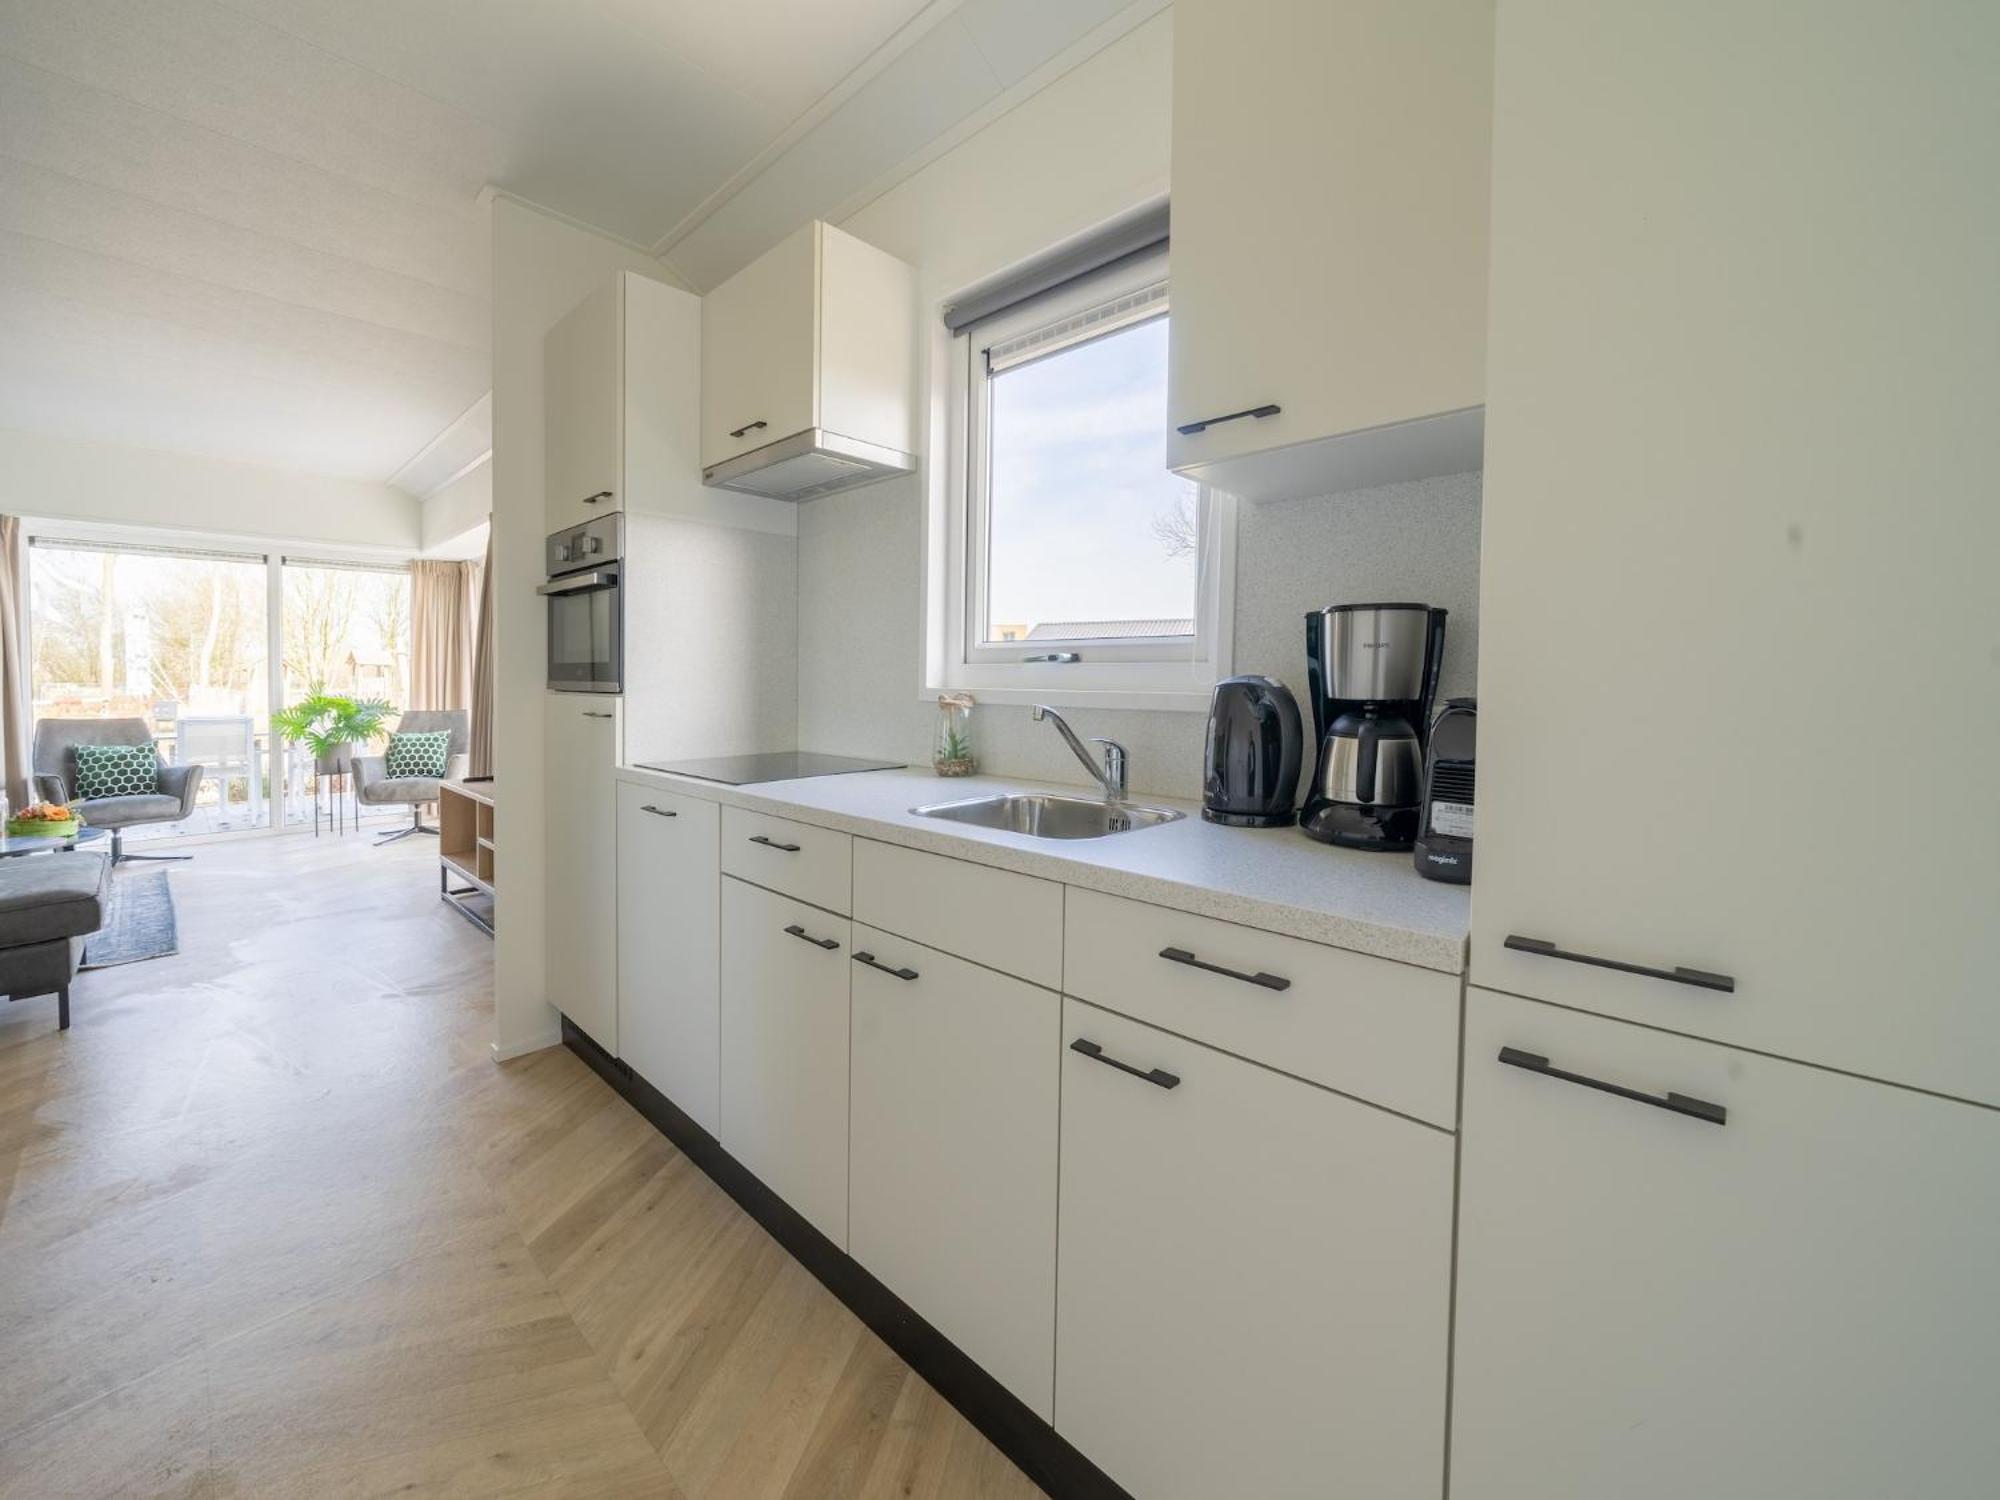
[467,523,495,778]
[0,518,28,811]
[409,559,477,712]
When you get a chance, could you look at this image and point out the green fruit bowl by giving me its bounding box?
[7,818,79,840]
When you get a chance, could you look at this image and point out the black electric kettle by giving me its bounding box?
[1202,676,1304,827]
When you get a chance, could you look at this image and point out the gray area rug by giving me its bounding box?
[82,867,179,969]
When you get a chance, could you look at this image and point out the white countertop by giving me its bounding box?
[616,764,1469,974]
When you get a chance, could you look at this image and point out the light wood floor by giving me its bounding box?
[0,833,1045,1499]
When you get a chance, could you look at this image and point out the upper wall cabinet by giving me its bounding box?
[1165,0,1494,500]
[700,221,917,502]
[545,272,794,536]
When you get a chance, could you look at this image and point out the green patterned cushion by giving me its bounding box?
[384,730,451,780]
[73,742,161,799]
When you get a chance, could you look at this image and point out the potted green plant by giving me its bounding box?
[272,690,397,777]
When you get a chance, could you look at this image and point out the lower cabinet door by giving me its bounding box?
[615,782,720,1134]
[1453,987,2000,1500]
[719,877,851,1247]
[1055,998,1453,1500]
[849,924,1059,1418]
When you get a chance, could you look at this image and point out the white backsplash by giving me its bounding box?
[794,470,1483,801]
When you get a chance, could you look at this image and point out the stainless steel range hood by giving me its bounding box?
[702,427,915,503]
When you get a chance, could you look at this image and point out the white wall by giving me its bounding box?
[0,426,420,553]
[420,455,490,556]
[794,14,1482,799]
[489,197,681,1060]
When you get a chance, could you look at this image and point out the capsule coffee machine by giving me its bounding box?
[1299,603,1447,851]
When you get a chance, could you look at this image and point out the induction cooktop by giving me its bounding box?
[635,751,905,786]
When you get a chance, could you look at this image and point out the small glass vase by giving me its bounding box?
[933,693,976,777]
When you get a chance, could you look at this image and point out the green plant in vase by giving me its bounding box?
[272,689,398,772]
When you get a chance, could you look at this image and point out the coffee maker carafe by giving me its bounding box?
[1300,604,1447,851]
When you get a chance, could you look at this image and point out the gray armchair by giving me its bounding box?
[354,709,470,845]
[33,718,205,864]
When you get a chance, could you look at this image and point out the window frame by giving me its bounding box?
[938,247,1235,710]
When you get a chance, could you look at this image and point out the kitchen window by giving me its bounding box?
[939,235,1234,708]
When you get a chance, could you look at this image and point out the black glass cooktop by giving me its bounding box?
[636,752,905,786]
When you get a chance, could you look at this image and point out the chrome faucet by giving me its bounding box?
[1032,705,1128,802]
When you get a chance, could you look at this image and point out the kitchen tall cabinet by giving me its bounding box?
[544,271,794,535]
[1454,988,2000,1499]
[718,876,851,1247]
[543,696,620,1052]
[1467,1,2000,1109]
[1055,999,1453,1500]
[614,782,720,1136]
[1164,0,1493,499]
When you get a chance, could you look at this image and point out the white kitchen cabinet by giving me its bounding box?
[1453,987,2000,1499]
[1164,0,1493,499]
[699,220,915,476]
[545,272,794,535]
[1469,3,2000,1105]
[1055,999,1453,1500]
[614,781,720,1135]
[718,876,851,1247]
[544,696,621,1052]
[848,924,1059,1418]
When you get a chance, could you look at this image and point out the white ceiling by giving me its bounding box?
[0,0,1153,490]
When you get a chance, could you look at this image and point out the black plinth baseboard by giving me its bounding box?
[562,1019,1130,1500]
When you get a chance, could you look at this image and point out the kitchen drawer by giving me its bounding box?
[720,806,851,915]
[1062,887,1459,1127]
[852,839,1062,990]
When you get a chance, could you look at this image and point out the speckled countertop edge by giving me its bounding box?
[615,764,1470,975]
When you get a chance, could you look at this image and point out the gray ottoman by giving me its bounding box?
[0,851,110,1030]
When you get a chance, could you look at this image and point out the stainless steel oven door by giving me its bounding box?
[539,566,622,693]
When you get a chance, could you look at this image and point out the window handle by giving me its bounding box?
[728,419,768,440]
[1176,403,1281,437]
[1158,946,1290,992]
[639,804,677,818]
[747,834,801,852]
[1022,652,1080,664]
[1498,1047,1727,1126]
[783,924,839,951]
[1070,1037,1180,1091]
[853,951,919,982]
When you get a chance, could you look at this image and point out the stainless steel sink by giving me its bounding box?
[911,792,1184,840]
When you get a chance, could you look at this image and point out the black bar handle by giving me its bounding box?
[639,804,677,818]
[1158,945,1291,992]
[1175,402,1280,437]
[784,924,839,952]
[853,951,919,982]
[748,834,802,852]
[1504,934,1734,993]
[582,711,615,719]
[728,419,769,439]
[1070,1037,1180,1091]
[582,490,613,505]
[1498,1046,1726,1126]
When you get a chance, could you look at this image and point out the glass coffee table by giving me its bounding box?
[0,825,110,858]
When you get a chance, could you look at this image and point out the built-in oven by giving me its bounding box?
[540,514,623,693]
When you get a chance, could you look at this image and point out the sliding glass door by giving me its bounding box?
[28,541,272,838]
[26,538,413,843]
[279,560,411,827]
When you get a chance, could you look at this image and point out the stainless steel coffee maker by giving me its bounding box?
[1300,603,1447,851]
